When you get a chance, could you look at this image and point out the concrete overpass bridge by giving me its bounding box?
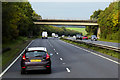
[34,19,100,38]
[34,19,98,26]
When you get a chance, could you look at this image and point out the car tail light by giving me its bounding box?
[22,67,26,68]
[46,66,50,68]
[46,53,50,60]
[22,54,26,60]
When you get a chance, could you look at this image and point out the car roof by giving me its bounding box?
[27,47,47,52]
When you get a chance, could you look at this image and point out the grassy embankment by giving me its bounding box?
[66,27,87,35]
[2,37,34,69]
[61,38,120,59]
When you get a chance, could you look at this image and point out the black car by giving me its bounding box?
[21,47,52,74]
[91,35,97,41]
[76,34,83,40]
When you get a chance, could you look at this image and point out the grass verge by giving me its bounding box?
[61,38,120,59]
[2,37,34,69]
[66,27,87,35]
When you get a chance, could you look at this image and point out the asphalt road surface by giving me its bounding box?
[2,38,119,80]
[67,37,120,48]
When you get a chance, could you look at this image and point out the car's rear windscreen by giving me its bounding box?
[26,51,46,57]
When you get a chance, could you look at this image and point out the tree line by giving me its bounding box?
[86,1,120,40]
[2,2,81,43]
[39,25,80,36]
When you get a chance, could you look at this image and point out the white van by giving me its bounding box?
[52,33,55,37]
[42,31,48,39]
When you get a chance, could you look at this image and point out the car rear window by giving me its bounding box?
[26,51,46,57]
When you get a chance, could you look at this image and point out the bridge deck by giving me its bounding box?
[34,19,98,26]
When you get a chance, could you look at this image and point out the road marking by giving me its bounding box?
[54,49,56,51]
[60,40,120,64]
[0,40,34,78]
[56,53,59,55]
[63,63,66,64]
[66,68,70,72]
[60,58,63,61]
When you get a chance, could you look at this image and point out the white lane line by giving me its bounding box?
[60,58,63,61]
[47,40,53,47]
[66,68,70,72]
[0,40,34,78]
[54,49,56,51]
[60,40,120,64]
[56,53,59,55]
[63,63,66,64]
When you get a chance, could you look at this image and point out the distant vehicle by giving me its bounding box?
[73,35,76,38]
[76,34,83,40]
[52,33,55,37]
[42,31,48,39]
[55,34,58,38]
[91,35,97,41]
[68,35,70,37]
[21,47,52,74]
[62,35,65,38]
[83,36,88,40]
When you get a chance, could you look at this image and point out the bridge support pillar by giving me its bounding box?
[97,26,101,39]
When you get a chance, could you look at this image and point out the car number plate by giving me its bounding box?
[30,59,41,62]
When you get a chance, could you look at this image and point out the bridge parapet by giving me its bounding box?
[35,19,97,23]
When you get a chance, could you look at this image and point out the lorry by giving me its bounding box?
[42,31,48,39]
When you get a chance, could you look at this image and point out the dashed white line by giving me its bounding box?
[60,58,63,61]
[63,63,66,64]
[56,53,59,55]
[54,49,56,51]
[66,68,70,72]
[47,40,53,47]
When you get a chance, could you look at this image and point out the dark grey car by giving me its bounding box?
[21,47,51,74]
[76,34,83,40]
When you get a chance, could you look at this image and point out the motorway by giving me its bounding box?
[1,38,119,80]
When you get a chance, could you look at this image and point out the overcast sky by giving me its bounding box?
[28,0,113,2]
[29,1,113,20]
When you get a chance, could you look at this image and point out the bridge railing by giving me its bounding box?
[34,19,98,23]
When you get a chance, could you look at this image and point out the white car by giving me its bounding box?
[62,35,65,38]
[55,34,58,38]
[73,35,76,38]
[52,33,55,37]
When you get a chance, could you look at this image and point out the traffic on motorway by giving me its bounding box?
[1,37,118,79]
[1,31,119,79]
